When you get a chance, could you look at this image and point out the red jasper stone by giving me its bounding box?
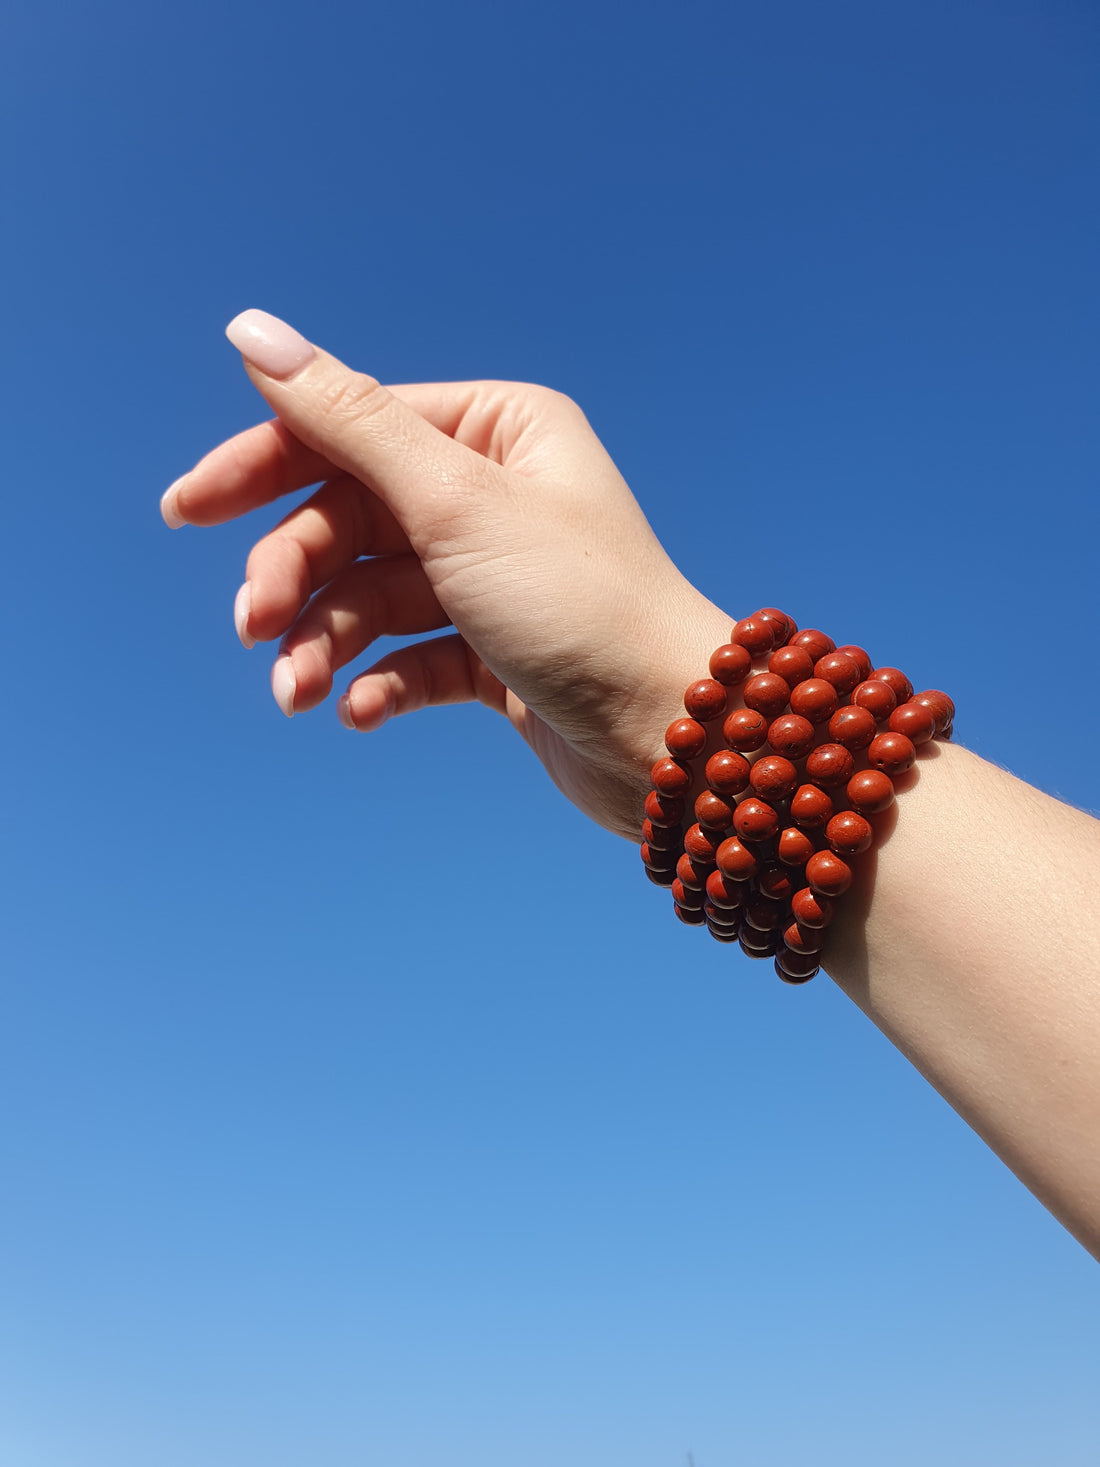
[645,864,676,887]
[888,701,937,744]
[731,615,778,657]
[709,642,753,687]
[715,836,760,881]
[705,903,740,927]
[671,878,704,909]
[813,652,862,696]
[790,783,834,829]
[675,902,706,925]
[828,704,877,751]
[826,810,873,855]
[749,755,799,801]
[777,826,816,867]
[851,679,897,720]
[641,841,676,871]
[740,928,779,957]
[723,708,769,752]
[684,678,727,721]
[744,895,782,931]
[677,852,712,889]
[742,673,792,720]
[806,849,853,896]
[791,887,834,928]
[706,868,748,907]
[775,949,821,982]
[641,818,677,850]
[684,822,724,862]
[868,731,916,777]
[707,925,740,943]
[768,645,815,686]
[766,713,816,760]
[913,689,955,733]
[733,798,780,843]
[782,921,825,954]
[757,862,794,903]
[758,606,796,644]
[665,717,707,758]
[790,628,835,662]
[704,749,751,795]
[805,743,856,788]
[789,678,839,724]
[650,757,692,797]
[644,790,684,827]
[847,769,895,814]
[873,666,913,703]
[695,790,736,829]
[835,644,872,681]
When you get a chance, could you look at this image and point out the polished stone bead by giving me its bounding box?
[665,717,707,758]
[851,679,897,720]
[782,921,825,954]
[826,810,873,855]
[644,790,685,827]
[790,629,835,662]
[684,677,728,722]
[675,902,707,925]
[706,867,749,906]
[704,749,751,795]
[888,700,937,744]
[749,755,799,801]
[739,925,779,956]
[650,756,692,797]
[731,615,779,656]
[835,644,872,681]
[873,666,913,703]
[805,742,856,788]
[708,642,753,687]
[733,798,780,842]
[641,841,677,871]
[641,818,677,850]
[777,826,816,867]
[723,707,769,752]
[695,789,737,829]
[768,645,815,686]
[774,949,820,982]
[758,607,796,644]
[743,672,792,720]
[644,864,676,887]
[913,689,955,733]
[676,852,712,888]
[868,731,916,777]
[671,878,705,910]
[813,652,862,696]
[744,894,783,931]
[805,849,853,896]
[757,862,794,903]
[790,783,834,828]
[707,924,740,943]
[715,837,760,881]
[846,769,895,814]
[789,678,840,724]
[791,887,834,927]
[704,902,740,929]
[827,703,877,751]
[766,713,816,759]
[684,822,725,861]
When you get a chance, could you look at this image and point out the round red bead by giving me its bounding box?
[640,841,677,871]
[650,757,692,797]
[789,678,839,724]
[775,949,820,982]
[641,818,677,850]
[888,701,936,744]
[768,645,815,686]
[757,607,795,644]
[826,810,873,855]
[757,862,794,903]
[645,864,676,887]
[684,678,728,722]
[707,925,740,943]
[781,921,825,954]
[868,731,916,777]
[733,798,780,843]
[708,643,753,687]
[749,755,798,801]
[805,743,855,788]
[723,708,769,752]
[806,849,852,896]
[675,903,706,925]
[766,713,816,759]
[706,868,748,907]
[644,790,684,827]
[873,666,913,704]
[684,823,724,861]
[695,790,736,829]
[671,878,704,910]
[704,900,740,925]
[813,652,862,696]
[835,644,872,681]
[791,887,834,928]
[704,750,751,795]
[790,629,835,661]
[846,769,895,814]
[744,895,782,931]
[665,717,707,758]
[677,852,712,889]
[777,826,816,867]
[731,615,778,657]
[739,927,779,957]
[913,689,955,733]
[715,836,759,881]
[790,783,834,828]
[827,704,877,750]
[850,679,897,720]
[742,673,792,721]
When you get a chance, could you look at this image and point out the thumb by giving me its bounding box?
[224,309,504,540]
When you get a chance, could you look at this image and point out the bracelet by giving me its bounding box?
[640,608,954,984]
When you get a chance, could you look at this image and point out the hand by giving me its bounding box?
[162,311,732,838]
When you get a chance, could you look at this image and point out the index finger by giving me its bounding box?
[161,418,334,528]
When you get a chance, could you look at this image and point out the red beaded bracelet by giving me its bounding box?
[640,608,954,984]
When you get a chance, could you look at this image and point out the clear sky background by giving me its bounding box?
[2,1,1098,1464]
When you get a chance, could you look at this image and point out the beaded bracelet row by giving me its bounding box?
[640,608,954,985]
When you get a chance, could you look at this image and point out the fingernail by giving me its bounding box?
[160,477,188,529]
[271,655,296,718]
[234,583,256,649]
[226,309,315,380]
[337,694,355,730]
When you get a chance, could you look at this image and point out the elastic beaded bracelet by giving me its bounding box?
[640,609,954,985]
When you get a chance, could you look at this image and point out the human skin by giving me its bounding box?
[163,310,1100,1258]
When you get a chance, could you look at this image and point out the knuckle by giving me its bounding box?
[316,370,389,426]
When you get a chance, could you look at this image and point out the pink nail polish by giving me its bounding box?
[161,477,188,529]
[271,655,296,718]
[234,583,256,649]
[225,309,315,380]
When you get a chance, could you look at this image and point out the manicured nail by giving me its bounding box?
[271,655,296,718]
[234,583,256,649]
[226,309,315,380]
[337,694,355,730]
[160,477,188,529]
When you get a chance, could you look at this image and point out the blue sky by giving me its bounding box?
[2,1,1098,1463]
